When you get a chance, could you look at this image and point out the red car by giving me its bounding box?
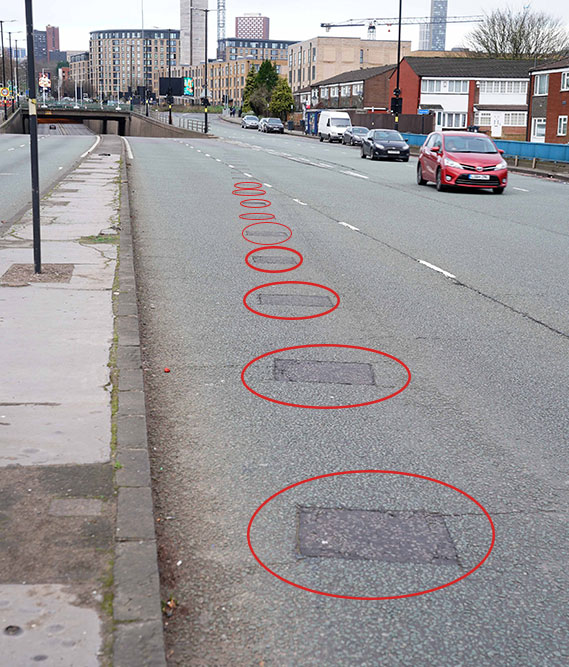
[417,131,508,194]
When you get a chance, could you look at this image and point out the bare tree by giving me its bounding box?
[465,7,569,59]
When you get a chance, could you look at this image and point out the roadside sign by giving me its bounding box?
[183,77,194,97]
[0,88,9,97]
[418,109,430,115]
[38,73,51,89]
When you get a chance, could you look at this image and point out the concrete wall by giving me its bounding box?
[0,108,24,134]
[126,112,207,138]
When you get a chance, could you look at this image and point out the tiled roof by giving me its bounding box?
[531,57,569,72]
[314,64,396,88]
[401,57,534,78]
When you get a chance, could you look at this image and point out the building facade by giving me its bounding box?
[309,65,395,111]
[46,25,60,55]
[180,0,207,66]
[69,52,90,91]
[235,14,269,40]
[217,37,295,62]
[419,0,448,52]
[528,58,569,143]
[390,57,532,138]
[287,37,411,95]
[89,29,180,98]
[33,30,47,61]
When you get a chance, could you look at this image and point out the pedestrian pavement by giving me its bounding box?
[0,134,164,665]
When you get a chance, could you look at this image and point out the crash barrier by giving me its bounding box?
[401,133,569,164]
[152,111,205,134]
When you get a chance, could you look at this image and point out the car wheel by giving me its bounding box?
[319,134,323,142]
[360,148,366,159]
[435,168,446,192]
[417,163,427,185]
[493,187,505,194]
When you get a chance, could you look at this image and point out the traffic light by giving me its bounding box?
[390,96,403,114]
[201,97,209,106]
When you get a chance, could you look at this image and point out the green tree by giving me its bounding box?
[256,60,279,93]
[249,85,269,117]
[242,68,257,113]
[269,77,294,120]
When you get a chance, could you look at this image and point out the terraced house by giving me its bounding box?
[528,58,569,143]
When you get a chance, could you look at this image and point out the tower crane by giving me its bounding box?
[321,16,484,40]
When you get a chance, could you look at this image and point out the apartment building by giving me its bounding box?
[167,54,286,106]
[217,37,296,62]
[391,57,532,138]
[528,58,569,143]
[235,14,270,40]
[89,29,180,98]
[287,37,411,95]
[69,52,90,89]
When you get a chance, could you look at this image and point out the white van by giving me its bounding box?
[318,111,352,143]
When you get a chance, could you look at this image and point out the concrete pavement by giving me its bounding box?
[0,134,164,665]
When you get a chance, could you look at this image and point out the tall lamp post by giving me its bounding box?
[8,31,22,114]
[167,28,173,125]
[393,0,403,130]
[0,19,17,120]
[14,39,20,105]
[191,7,217,134]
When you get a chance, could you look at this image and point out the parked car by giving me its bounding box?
[342,126,369,146]
[416,131,508,194]
[258,118,267,132]
[318,111,352,142]
[261,117,285,133]
[361,129,410,161]
[241,114,259,129]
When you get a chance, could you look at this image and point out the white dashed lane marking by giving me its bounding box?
[418,260,456,280]
[339,222,360,231]
[513,187,529,192]
[293,198,308,206]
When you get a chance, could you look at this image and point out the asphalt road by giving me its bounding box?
[127,120,569,666]
[1,133,96,228]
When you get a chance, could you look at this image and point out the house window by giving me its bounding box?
[534,74,549,96]
[447,80,469,93]
[421,79,442,93]
[340,85,351,96]
[558,115,568,136]
[440,112,467,128]
[321,87,329,99]
[532,117,546,137]
[504,112,527,126]
[474,112,492,125]
[360,49,363,64]
[561,71,569,91]
[330,86,338,97]
[353,83,363,95]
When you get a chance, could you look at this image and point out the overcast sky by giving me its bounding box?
[2,0,569,54]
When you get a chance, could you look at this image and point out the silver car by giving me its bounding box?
[241,115,259,129]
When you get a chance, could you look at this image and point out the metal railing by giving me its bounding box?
[150,110,205,134]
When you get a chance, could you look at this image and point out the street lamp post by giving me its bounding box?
[0,19,17,120]
[24,0,41,273]
[191,7,217,134]
[167,28,173,125]
[393,0,403,130]
[14,39,19,105]
[8,31,22,114]
[130,44,134,111]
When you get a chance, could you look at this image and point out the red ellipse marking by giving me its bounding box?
[234,181,263,189]
[240,212,276,221]
[245,246,303,273]
[240,199,272,209]
[242,222,292,246]
[247,470,495,600]
[241,344,410,409]
[233,188,266,197]
[243,281,339,320]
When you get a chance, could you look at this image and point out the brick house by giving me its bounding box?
[528,58,569,143]
[389,57,533,139]
[307,64,395,111]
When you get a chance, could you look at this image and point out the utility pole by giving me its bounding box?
[14,39,19,105]
[191,7,216,134]
[8,31,21,114]
[393,0,403,131]
[24,0,41,273]
[167,28,173,125]
[0,19,17,120]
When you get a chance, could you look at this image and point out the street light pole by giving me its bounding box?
[394,0,403,130]
[24,0,41,273]
[14,39,19,105]
[0,20,17,120]
[168,28,173,125]
[191,7,216,135]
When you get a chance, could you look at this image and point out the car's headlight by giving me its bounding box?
[496,159,507,169]
[375,143,385,149]
[444,157,462,168]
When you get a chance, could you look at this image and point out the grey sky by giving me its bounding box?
[2,0,569,54]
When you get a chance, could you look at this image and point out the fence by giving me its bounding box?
[151,110,205,134]
[401,133,569,164]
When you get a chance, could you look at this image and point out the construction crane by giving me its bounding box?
[321,16,484,40]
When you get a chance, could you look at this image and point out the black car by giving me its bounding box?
[361,129,410,161]
[263,118,284,133]
[342,126,369,146]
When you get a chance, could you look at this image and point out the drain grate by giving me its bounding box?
[252,256,298,265]
[258,294,333,307]
[274,359,375,385]
[297,507,458,565]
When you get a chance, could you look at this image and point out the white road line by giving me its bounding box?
[0,172,14,176]
[318,163,333,168]
[19,144,25,148]
[418,260,456,280]
[228,164,235,168]
[513,187,529,192]
[8,148,15,151]
[58,166,63,170]
[293,198,308,206]
[121,137,134,160]
[342,170,369,179]
[215,158,221,162]
[197,149,202,152]
[244,172,253,177]
[205,153,211,157]
[80,135,101,158]
[263,183,273,188]
[339,222,360,231]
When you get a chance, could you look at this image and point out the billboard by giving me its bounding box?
[183,77,194,97]
[38,72,51,89]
